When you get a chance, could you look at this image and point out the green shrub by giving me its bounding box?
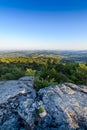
[34,76,56,91]
[38,106,44,113]
[25,68,36,76]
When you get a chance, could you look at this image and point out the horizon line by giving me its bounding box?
[0,49,87,52]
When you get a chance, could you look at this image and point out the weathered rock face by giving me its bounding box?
[37,83,87,130]
[0,77,87,130]
[0,76,36,130]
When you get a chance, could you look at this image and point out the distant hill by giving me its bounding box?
[0,50,87,63]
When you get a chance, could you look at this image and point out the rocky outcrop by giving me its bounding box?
[0,77,87,130]
[0,76,36,130]
[37,83,87,130]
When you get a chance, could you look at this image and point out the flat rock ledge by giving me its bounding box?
[0,76,87,130]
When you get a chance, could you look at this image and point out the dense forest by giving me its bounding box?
[0,54,87,91]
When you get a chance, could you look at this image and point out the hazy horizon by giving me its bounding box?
[0,0,87,50]
[0,49,87,52]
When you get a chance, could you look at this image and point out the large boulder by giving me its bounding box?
[37,83,87,130]
[0,76,36,130]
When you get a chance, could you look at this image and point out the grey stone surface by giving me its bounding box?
[0,77,87,130]
[0,115,19,130]
[37,83,87,130]
[0,76,36,130]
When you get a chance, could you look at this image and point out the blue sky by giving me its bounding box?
[0,0,87,50]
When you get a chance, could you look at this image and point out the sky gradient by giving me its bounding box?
[0,0,87,50]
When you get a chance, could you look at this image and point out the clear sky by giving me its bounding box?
[0,0,87,50]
